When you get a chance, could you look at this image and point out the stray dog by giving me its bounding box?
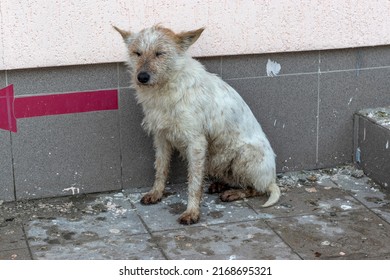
[114,25,280,225]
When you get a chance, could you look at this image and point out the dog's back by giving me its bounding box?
[178,58,277,191]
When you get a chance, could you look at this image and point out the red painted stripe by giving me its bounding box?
[14,89,118,119]
[0,85,17,132]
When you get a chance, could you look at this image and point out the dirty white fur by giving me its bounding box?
[114,25,280,224]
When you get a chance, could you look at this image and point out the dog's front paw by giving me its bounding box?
[140,192,162,205]
[178,210,200,225]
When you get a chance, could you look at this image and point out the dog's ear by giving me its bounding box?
[113,25,132,43]
[176,28,205,51]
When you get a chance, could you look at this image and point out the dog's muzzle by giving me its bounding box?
[137,72,151,84]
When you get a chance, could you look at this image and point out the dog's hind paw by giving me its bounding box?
[208,182,229,194]
[220,187,260,202]
[220,190,243,202]
[140,192,162,205]
[178,210,200,225]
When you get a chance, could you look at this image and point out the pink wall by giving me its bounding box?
[1,0,390,70]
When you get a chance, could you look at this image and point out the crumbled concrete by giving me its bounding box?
[1,165,390,260]
[359,107,390,129]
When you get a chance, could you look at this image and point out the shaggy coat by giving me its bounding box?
[114,25,280,225]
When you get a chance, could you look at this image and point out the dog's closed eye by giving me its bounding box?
[133,51,142,57]
[155,51,165,57]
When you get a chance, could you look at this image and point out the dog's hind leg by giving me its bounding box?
[178,137,207,225]
[141,135,172,205]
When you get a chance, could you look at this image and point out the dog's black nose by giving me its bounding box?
[137,72,150,84]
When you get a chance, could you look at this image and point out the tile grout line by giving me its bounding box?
[116,63,125,192]
[13,87,123,98]
[220,56,223,78]
[223,64,390,81]
[125,195,171,260]
[225,71,318,81]
[21,225,34,260]
[264,219,304,260]
[136,212,171,260]
[316,51,321,165]
[5,70,18,201]
[328,176,390,227]
[339,185,390,228]
[5,69,8,85]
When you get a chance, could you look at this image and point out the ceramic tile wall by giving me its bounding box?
[1,45,389,201]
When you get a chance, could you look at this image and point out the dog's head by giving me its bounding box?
[114,25,204,89]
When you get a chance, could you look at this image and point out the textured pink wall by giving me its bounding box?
[1,0,390,70]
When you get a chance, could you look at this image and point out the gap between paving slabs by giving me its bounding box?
[1,164,390,259]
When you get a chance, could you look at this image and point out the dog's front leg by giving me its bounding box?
[179,137,207,225]
[141,134,172,205]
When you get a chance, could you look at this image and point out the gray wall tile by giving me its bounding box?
[222,51,318,79]
[320,45,390,72]
[227,74,318,172]
[0,71,6,88]
[119,88,155,188]
[318,68,390,168]
[0,72,14,201]
[196,57,222,76]
[0,131,14,201]
[12,111,121,199]
[358,45,390,69]
[119,88,188,189]
[2,45,390,200]
[8,63,118,96]
[320,49,359,72]
[118,62,131,88]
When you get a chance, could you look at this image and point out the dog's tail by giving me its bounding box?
[261,182,280,208]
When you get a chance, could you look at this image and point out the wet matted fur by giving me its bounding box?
[114,25,280,225]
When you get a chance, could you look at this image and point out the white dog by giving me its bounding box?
[114,25,280,225]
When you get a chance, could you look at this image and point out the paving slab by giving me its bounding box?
[29,233,164,260]
[247,184,364,218]
[128,184,258,232]
[0,224,31,260]
[152,220,300,260]
[370,208,390,224]
[0,225,27,251]
[24,192,156,259]
[0,248,31,260]
[330,173,390,208]
[266,210,390,259]
[1,165,390,260]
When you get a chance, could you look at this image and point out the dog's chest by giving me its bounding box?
[141,102,192,145]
